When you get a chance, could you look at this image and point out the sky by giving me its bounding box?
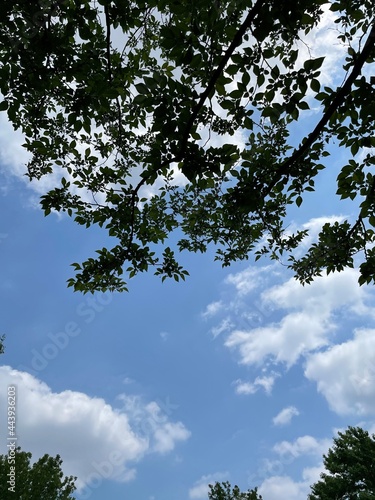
[0,5,375,500]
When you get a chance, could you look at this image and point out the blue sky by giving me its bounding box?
[1,155,375,500]
[1,6,375,500]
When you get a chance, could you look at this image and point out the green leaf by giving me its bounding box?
[304,57,325,72]
[135,83,148,94]
[310,79,320,92]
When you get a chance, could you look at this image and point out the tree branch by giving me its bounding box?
[127,0,264,251]
[267,22,375,193]
[177,0,263,160]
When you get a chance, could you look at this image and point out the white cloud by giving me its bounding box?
[234,372,279,396]
[305,328,375,415]
[225,266,276,296]
[254,437,328,499]
[255,374,279,394]
[258,475,310,500]
[202,301,224,319]
[258,436,332,500]
[301,215,347,241]
[189,472,229,499]
[262,267,371,317]
[273,435,330,459]
[298,6,347,88]
[116,395,190,455]
[210,318,234,339]
[301,465,324,487]
[273,406,300,426]
[204,230,375,421]
[253,433,329,500]
[0,366,190,492]
[259,424,375,500]
[225,269,373,368]
[225,310,331,368]
[0,114,31,178]
[234,380,258,395]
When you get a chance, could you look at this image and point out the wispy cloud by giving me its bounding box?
[202,301,224,319]
[273,406,300,426]
[234,373,279,396]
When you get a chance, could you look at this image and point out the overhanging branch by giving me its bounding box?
[127,0,264,251]
[267,22,375,193]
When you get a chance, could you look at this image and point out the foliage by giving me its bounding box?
[0,1,374,292]
[208,481,262,500]
[309,426,375,499]
[0,447,76,499]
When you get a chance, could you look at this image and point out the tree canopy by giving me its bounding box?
[309,426,375,499]
[0,0,374,292]
[0,447,76,499]
[208,481,262,499]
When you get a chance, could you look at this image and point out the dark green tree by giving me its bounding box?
[0,1,374,292]
[0,447,76,499]
[309,426,375,499]
[209,481,262,500]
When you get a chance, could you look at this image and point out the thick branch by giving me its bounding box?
[177,0,263,160]
[104,6,112,80]
[267,22,375,193]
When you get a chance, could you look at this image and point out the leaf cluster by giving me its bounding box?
[0,447,76,499]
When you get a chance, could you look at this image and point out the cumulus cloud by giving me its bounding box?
[273,435,330,459]
[203,238,375,417]
[258,474,310,500]
[263,266,372,318]
[189,472,229,499]
[305,328,375,415]
[273,406,300,426]
[0,366,190,492]
[225,310,331,368]
[225,269,373,368]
